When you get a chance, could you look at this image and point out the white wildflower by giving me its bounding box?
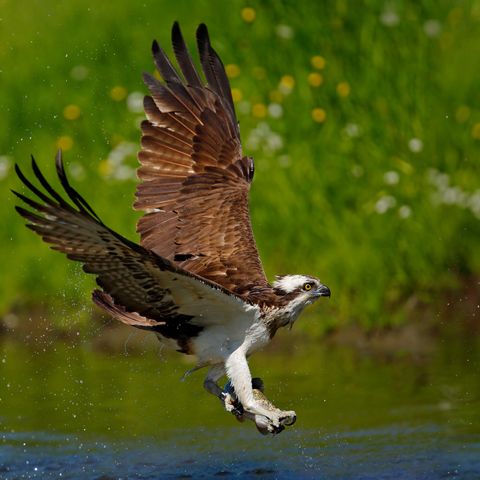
[427,168,480,218]
[266,132,283,151]
[375,195,397,214]
[408,138,423,153]
[468,192,480,218]
[246,122,283,154]
[423,20,442,38]
[0,155,11,180]
[345,123,360,138]
[443,187,467,206]
[427,168,449,189]
[398,205,412,218]
[384,170,399,185]
[68,162,85,181]
[113,165,136,181]
[127,91,144,113]
[380,9,400,27]
[276,24,294,40]
[268,103,283,119]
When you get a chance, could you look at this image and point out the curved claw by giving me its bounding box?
[279,411,297,426]
[221,391,244,417]
[222,379,296,435]
[254,415,285,435]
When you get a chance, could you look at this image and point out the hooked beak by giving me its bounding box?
[315,284,331,298]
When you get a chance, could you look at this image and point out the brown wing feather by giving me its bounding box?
[135,23,267,294]
[13,153,249,329]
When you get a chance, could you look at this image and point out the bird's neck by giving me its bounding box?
[264,295,309,338]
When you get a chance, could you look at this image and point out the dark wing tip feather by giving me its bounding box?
[196,23,209,45]
[194,23,236,125]
[171,21,203,87]
[14,153,102,226]
[14,162,57,207]
[54,153,101,221]
[12,189,47,212]
[151,38,181,84]
[196,23,211,68]
[31,154,67,206]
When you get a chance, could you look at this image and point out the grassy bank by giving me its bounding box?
[1,0,479,331]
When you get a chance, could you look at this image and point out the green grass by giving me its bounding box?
[1,0,480,330]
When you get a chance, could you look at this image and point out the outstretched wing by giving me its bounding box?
[135,23,268,294]
[13,153,255,352]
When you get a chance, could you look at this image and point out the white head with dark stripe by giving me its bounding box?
[273,274,331,317]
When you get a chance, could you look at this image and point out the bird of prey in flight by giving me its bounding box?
[14,22,331,435]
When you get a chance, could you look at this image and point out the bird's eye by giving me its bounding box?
[303,282,313,291]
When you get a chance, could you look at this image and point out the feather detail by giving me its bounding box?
[135,23,267,294]
[172,21,203,87]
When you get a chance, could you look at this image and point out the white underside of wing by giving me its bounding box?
[147,265,268,364]
[148,266,252,323]
[140,263,274,366]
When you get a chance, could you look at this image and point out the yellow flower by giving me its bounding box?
[241,7,256,23]
[252,103,267,118]
[56,135,73,151]
[336,81,350,97]
[472,122,480,140]
[98,160,113,177]
[308,72,323,87]
[225,64,240,79]
[63,104,81,120]
[455,105,470,123]
[279,75,295,94]
[312,108,326,123]
[110,86,127,101]
[231,88,242,103]
[311,55,326,70]
[269,90,283,103]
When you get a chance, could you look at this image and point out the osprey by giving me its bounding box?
[13,23,331,435]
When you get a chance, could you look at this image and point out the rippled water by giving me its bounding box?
[1,327,479,479]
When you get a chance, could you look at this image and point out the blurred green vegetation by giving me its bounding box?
[1,0,480,330]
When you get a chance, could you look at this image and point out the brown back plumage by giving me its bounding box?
[135,23,268,294]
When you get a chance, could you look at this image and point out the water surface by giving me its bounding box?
[1,327,479,479]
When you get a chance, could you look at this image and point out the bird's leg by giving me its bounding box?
[203,363,225,400]
[224,349,296,434]
[203,364,243,416]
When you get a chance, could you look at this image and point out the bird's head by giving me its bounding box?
[273,274,331,309]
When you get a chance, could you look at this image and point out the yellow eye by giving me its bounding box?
[303,282,313,291]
